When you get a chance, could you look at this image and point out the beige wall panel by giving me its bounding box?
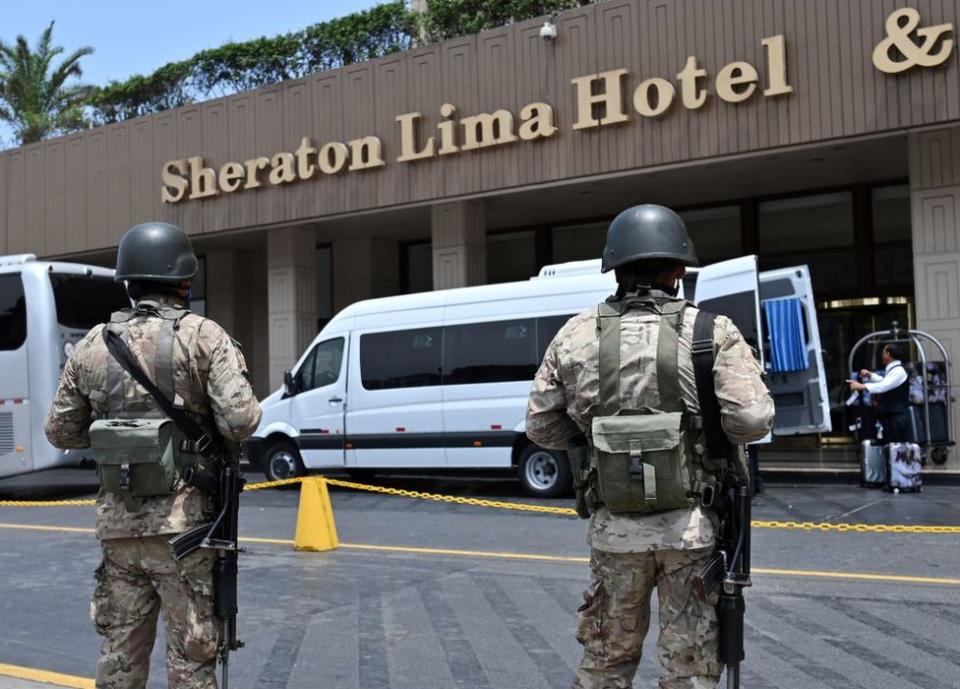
[106,125,131,248]
[513,23,553,188]
[152,112,179,228]
[311,73,347,217]
[476,29,520,192]
[912,190,960,254]
[43,140,66,256]
[201,101,232,233]
[404,48,445,202]
[554,8,599,182]
[63,137,87,255]
[374,57,409,207]
[175,107,206,235]
[281,80,316,221]
[222,97,257,230]
[341,65,376,212]
[254,87,286,226]
[6,151,26,253]
[129,120,156,228]
[24,145,45,255]
[440,38,481,197]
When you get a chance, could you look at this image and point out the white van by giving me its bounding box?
[0,254,129,478]
[248,256,830,495]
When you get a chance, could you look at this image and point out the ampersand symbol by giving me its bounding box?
[873,8,955,74]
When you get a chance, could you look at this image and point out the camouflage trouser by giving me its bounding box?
[92,535,219,689]
[572,546,722,689]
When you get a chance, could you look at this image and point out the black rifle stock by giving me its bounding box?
[169,462,245,689]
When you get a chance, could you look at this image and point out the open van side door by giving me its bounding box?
[690,255,764,364]
[758,266,832,435]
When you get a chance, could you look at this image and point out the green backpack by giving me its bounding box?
[88,302,216,508]
[586,296,720,514]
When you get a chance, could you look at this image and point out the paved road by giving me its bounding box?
[0,467,957,689]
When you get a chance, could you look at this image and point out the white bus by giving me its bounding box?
[0,254,129,479]
[248,256,830,496]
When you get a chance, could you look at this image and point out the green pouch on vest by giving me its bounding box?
[89,418,181,499]
[591,411,695,514]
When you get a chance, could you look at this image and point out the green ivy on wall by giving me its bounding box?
[88,0,594,125]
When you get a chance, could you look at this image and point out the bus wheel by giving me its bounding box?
[263,440,305,483]
[931,447,949,465]
[518,445,572,498]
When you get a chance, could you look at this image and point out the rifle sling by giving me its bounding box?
[691,310,732,461]
[102,327,214,455]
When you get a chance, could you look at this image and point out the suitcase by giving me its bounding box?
[886,442,923,493]
[860,440,886,488]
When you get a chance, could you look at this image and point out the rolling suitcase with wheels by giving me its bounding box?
[886,442,923,493]
[859,440,886,488]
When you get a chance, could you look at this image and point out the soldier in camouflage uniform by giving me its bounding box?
[527,205,774,689]
[45,222,262,689]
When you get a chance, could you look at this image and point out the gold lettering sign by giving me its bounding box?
[873,8,955,74]
[161,33,793,203]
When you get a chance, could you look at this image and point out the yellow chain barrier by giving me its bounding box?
[1,476,959,534]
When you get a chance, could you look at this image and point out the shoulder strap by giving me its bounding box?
[102,327,213,454]
[656,300,686,413]
[597,302,621,415]
[692,310,732,460]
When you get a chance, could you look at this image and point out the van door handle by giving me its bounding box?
[329,397,344,405]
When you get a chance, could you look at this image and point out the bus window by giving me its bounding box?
[50,275,130,330]
[360,327,442,390]
[443,319,538,385]
[536,314,576,361]
[0,274,27,350]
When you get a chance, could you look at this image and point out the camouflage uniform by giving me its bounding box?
[527,291,774,689]
[45,295,261,689]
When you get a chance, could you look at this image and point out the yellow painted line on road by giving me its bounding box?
[0,662,94,689]
[0,522,957,586]
[753,567,960,586]
[0,523,94,535]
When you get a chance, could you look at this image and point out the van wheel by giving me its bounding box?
[931,447,949,465]
[263,440,305,483]
[518,445,572,498]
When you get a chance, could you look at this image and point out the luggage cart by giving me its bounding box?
[848,322,955,465]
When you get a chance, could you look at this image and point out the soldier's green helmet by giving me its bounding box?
[601,204,699,273]
[114,222,198,283]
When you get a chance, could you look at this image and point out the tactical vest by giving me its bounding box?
[876,364,909,415]
[89,301,213,507]
[584,295,723,515]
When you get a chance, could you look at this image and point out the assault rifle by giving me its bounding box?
[693,454,751,689]
[690,311,752,689]
[170,462,246,689]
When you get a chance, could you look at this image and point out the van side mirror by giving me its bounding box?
[283,370,298,397]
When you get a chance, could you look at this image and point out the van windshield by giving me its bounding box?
[50,274,130,330]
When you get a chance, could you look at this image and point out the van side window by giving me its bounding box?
[0,274,27,351]
[361,328,442,390]
[536,315,575,361]
[296,338,344,392]
[444,318,538,384]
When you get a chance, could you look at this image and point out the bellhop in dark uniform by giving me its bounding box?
[849,343,912,443]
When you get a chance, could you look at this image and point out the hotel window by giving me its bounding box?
[316,246,333,330]
[680,206,742,264]
[487,230,537,283]
[551,221,608,264]
[401,241,433,294]
[872,185,913,291]
[758,192,857,295]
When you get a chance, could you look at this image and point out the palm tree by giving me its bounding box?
[0,21,93,145]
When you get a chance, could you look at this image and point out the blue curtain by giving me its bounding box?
[762,298,807,373]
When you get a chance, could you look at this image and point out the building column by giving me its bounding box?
[909,125,960,469]
[331,238,399,312]
[431,200,486,289]
[268,227,316,390]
